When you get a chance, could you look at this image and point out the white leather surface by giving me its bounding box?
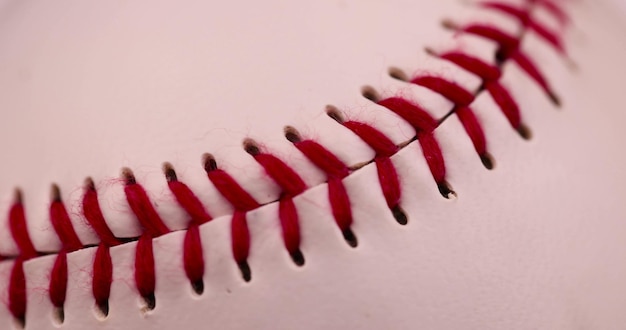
[1,0,626,329]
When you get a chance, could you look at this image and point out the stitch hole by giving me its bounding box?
[238,261,252,282]
[202,153,219,172]
[191,279,205,295]
[94,300,110,320]
[243,138,261,155]
[52,306,64,325]
[495,48,507,65]
[481,152,495,170]
[437,181,456,199]
[290,249,305,266]
[517,124,532,140]
[424,47,438,57]
[51,183,62,202]
[361,86,380,102]
[121,167,136,185]
[441,19,458,31]
[392,205,408,225]
[163,162,178,182]
[326,105,345,123]
[284,126,302,143]
[141,292,156,312]
[12,316,25,329]
[388,67,409,82]
[342,228,358,248]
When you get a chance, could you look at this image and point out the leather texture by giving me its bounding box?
[0,0,625,329]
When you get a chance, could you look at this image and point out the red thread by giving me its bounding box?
[49,250,68,309]
[50,199,83,252]
[82,182,120,247]
[124,182,170,237]
[206,169,260,212]
[278,196,301,256]
[292,140,350,179]
[411,76,475,106]
[168,180,212,225]
[134,233,156,304]
[183,223,204,288]
[455,24,559,104]
[250,151,306,258]
[411,76,487,157]
[375,157,401,210]
[231,211,250,264]
[377,97,447,184]
[252,153,307,196]
[342,121,399,158]
[8,259,26,324]
[435,51,523,131]
[206,165,258,275]
[328,178,353,231]
[533,0,569,27]
[479,1,565,55]
[8,202,37,260]
[341,121,401,210]
[292,140,354,235]
[92,243,113,310]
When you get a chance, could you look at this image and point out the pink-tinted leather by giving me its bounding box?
[0,0,626,329]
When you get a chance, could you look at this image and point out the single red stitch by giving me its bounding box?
[50,197,84,252]
[327,177,353,232]
[376,97,447,185]
[49,250,68,310]
[8,258,26,325]
[135,233,156,308]
[231,211,250,266]
[533,0,570,26]
[410,76,475,106]
[436,51,502,81]
[8,200,38,260]
[278,196,301,257]
[292,140,350,179]
[478,1,566,55]
[375,157,401,211]
[92,243,113,313]
[206,168,260,212]
[251,153,307,196]
[167,180,212,225]
[124,179,171,237]
[82,179,120,247]
[510,50,561,105]
[410,76,488,159]
[434,51,524,131]
[342,121,399,158]
[183,223,204,291]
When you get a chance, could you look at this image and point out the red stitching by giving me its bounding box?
[290,139,356,246]
[376,97,450,194]
[478,1,566,55]
[246,143,307,263]
[339,119,405,224]
[449,22,561,105]
[410,76,490,166]
[430,51,527,137]
[92,243,113,315]
[205,158,259,281]
[1,0,571,324]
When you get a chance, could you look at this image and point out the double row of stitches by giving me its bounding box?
[2,0,569,326]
